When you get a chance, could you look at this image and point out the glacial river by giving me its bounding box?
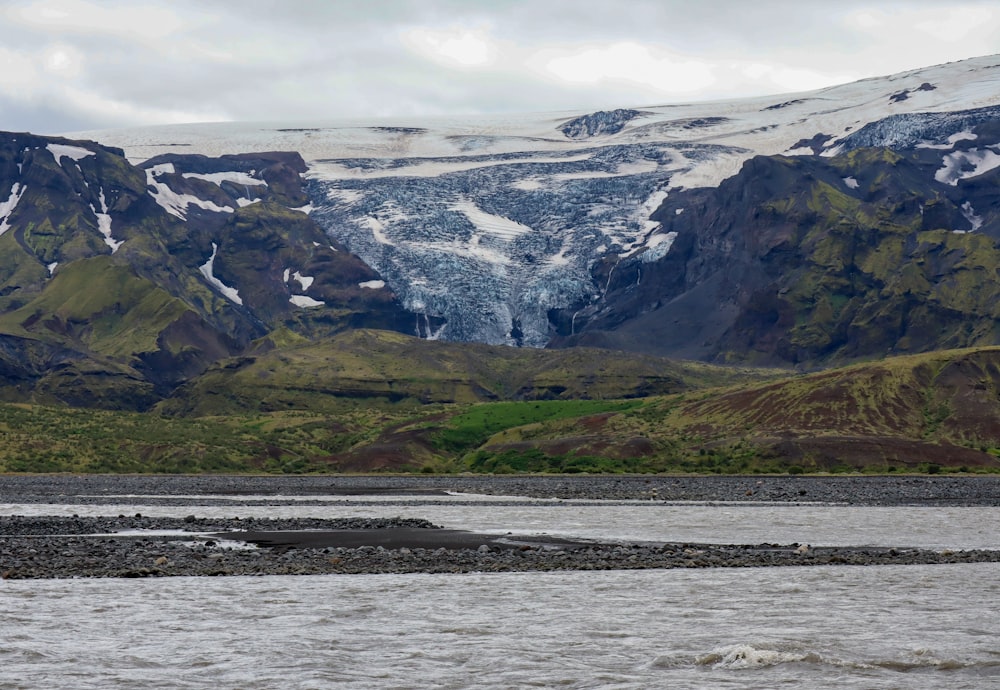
[3,496,999,688]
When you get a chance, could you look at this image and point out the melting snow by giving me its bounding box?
[146,169,235,219]
[935,147,1000,186]
[916,130,978,149]
[0,182,26,236]
[289,295,324,307]
[961,201,984,231]
[198,242,243,305]
[90,188,123,253]
[282,268,290,283]
[641,232,678,263]
[290,204,313,214]
[182,171,263,186]
[359,280,385,289]
[46,143,95,165]
[292,271,314,290]
[236,197,260,207]
[843,176,859,189]
[46,262,57,275]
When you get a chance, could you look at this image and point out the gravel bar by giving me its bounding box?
[3,474,1000,505]
[3,475,1000,579]
[3,515,999,579]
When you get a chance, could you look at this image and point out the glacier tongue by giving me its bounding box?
[307,141,710,346]
[74,55,1000,347]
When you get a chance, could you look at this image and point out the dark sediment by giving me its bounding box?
[3,474,1000,505]
[2,514,999,580]
[2,475,1000,579]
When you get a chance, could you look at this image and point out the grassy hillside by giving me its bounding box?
[2,345,1000,475]
[157,328,769,415]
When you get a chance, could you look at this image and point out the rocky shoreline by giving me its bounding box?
[2,475,1000,579]
[4,474,1000,505]
[3,515,999,580]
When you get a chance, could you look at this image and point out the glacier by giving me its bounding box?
[74,54,1000,347]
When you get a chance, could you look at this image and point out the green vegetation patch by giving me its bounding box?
[434,399,644,453]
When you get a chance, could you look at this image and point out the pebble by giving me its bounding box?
[2,475,999,579]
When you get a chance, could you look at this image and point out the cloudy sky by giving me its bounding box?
[1,0,998,135]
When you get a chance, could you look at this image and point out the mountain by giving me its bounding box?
[0,133,414,407]
[0,53,998,417]
[77,54,1000,363]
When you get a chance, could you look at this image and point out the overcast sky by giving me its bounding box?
[1,0,999,135]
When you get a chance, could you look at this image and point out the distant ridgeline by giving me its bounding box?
[0,57,998,428]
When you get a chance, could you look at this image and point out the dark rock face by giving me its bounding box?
[0,133,412,409]
[560,109,644,138]
[552,106,1000,366]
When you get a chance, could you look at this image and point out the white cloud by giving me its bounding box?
[43,43,82,77]
[537,42,715,93]
[0,0,998,134]
[735,61,856,93]
[8,0,187,40]
[915,7,994,42]
[402,25,497,67]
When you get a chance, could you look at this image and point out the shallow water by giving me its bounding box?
[3,565,999,689]
[5,498,999,549]
[3,495,1000,688]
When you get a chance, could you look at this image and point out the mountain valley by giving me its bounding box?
[2,56,1000,472]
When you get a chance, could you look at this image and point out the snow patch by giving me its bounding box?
[290,204,313,214]
[292,271,314,291]
[289,295,325,308]
[236,197,260,207]
[46,262,57,276]
[0,183,26,236]
[359,279,385,289]
[282,268,290,283]
[842,176,859,189]
[198,242,243,305]
[90,189,123,253]
[935,147,1000,186]
[641,232,678,263]
[46,143,95,165]
[146,169,235,219]
[675,208,684,215]
[182,171,263,186]
[916,130,978,149]
[961,201,983,231]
